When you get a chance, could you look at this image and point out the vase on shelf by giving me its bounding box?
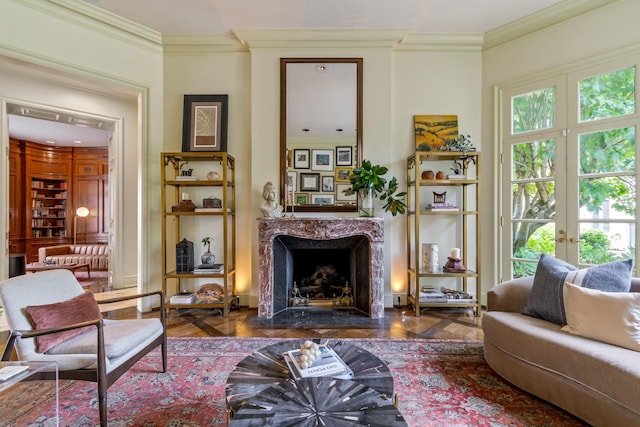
[201,251,215,266]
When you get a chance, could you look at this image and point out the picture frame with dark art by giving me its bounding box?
[300,173,320,191]
[294,149,310,169]
[311,149,334,171]
[336,146,353,166]
[182,94,228,152]
[295,193,309,205]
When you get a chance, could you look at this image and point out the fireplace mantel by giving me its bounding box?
[258,217,384,319]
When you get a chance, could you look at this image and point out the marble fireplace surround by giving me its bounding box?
[258,217,384,319]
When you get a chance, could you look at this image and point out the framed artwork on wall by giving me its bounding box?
[182,94,229,152]
[336,183,356,202]
[286,171,297,200]
[295,193,309,205]
[414,114,458,152]
[311,149,334,171]
[311,194,335,205]
[335,167,352,183]
[322,176,334,192]
[293,149,310,169]
[336,146,353,166]
[300,173,320,191]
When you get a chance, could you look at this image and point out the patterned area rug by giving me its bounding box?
[10,337,587,426]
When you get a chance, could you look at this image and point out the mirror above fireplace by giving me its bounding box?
[280,58,363,212]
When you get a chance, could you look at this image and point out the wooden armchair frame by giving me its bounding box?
[1,290,167,427]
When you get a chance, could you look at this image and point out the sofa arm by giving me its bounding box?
[38,245,72,262]
[486,276,533,313]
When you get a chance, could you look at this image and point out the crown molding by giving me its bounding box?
[397,33,484,52]
[484,0,618,50]
[20,0,163,53]
[162,34,248,55]
[232,29,409,49]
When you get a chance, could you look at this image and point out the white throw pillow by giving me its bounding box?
[562,282,640,352]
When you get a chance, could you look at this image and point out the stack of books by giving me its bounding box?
[193,263,224,274]
[284,344,354,380]
[447,174,466,179]
[418,287,448,303]
[441,287,475,303]
[170,291,195,304]
[426,203,459,212]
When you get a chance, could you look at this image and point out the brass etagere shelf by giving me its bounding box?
[160,152,236,317]
[406,151,481,316]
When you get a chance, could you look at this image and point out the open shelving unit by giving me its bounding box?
[406,151,481,316]
[161,152,236,317]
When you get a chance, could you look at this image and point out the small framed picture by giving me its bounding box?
[336,146,353,166]
[322,176,334,192]
[286,171,297,196]
[336,183,357,202]
[293,149,310,169]
[295,193,309,205]
[311,149,334,171]
[182,94,228,152]
[335,167,353,183]
[300,173,320,191]
[311,194,335,206]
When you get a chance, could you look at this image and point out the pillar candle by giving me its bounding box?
[451,248,460,259]
[182,192,189,201]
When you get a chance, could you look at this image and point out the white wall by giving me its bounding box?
[482,0,640,286]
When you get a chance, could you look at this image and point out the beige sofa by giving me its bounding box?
[39,244,108,271]
[483,276,640,427]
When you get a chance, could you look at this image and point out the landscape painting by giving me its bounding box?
[414,115,458,151]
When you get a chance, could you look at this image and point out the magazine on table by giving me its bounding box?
[284,345,354,380]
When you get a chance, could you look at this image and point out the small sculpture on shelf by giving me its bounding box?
[260,181,284,218]
[443,247,467,272]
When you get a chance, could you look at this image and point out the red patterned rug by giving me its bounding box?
[10,337,586,426]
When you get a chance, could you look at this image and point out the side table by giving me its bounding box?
[0,361,59,426]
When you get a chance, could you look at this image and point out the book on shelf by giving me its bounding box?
[284,345,353,380]
[170,292,195,304]
[193,263,224,274]
[426,203,459,211]
[194,207,224,212]
[175,176,197,181]
[447,174,466,179]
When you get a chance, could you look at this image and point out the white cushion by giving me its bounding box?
[562,282,640,351]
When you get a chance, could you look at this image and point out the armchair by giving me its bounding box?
[0,269,167,427]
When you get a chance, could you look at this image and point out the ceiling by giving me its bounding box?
[83,0,566,35]
[11,0,571,147]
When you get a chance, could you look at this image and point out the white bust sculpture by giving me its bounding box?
[260,181,283,218]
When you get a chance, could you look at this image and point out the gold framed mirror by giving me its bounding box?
[280,58,363,212]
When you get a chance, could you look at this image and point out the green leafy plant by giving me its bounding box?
[201,236,213,252]
[346,159,407,216]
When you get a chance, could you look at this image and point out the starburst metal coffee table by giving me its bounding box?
[225,339,407,426]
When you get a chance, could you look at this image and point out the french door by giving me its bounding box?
[500,59,638,279]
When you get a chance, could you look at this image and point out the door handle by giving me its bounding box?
[569,237,583,244]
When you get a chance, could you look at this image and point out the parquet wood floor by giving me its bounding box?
[0,287,484,344]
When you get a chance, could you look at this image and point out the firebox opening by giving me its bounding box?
[293,249,350,300]
[272,234,371,316]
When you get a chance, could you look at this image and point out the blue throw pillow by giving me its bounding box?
[522,254,633,325]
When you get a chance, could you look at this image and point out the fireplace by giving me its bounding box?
[258,217,384,319]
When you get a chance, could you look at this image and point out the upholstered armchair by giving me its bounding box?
[0,269,167,427]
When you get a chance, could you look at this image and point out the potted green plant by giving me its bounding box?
[345,159,407,217]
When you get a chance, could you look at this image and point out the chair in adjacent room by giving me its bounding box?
[0,269,167,427]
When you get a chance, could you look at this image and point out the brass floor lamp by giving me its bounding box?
[74,207,89,245]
